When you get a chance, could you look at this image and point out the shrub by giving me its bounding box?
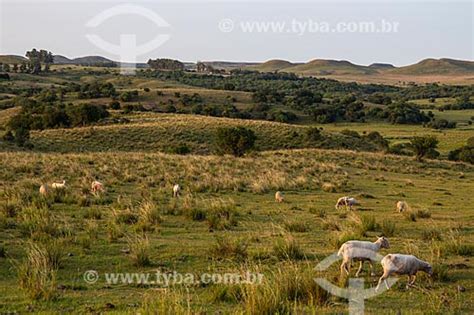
[215,127,256,157]
[410,136,439,161]
[273,234,305,260]
[205,199,238,230]
[209,235,248,261]
[431,263,450,282]
[127,234,151,266]
[17,242,59,301]
[421,229,442,241]
[416,209,432,219]
[380,220,396,237]
[67,103,109,127]
[283,221,309,233]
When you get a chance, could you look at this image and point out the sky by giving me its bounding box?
[0,0,472,66]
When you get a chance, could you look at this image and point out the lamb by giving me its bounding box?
[335,196,358,210]
[51,180,66,189]
[396,201,408,213]
[275,191,284,203]
[39,184,49,196]
[91,180,104,194]
[376,254,433,290]
[338,236,390,277]
[173,184,180,198]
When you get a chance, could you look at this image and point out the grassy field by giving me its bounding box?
[0,149,473,314]
[310,109,474,155]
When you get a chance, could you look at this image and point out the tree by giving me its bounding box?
[25,48,54,74]
[410,136,439,161]
[147,58,184,71]
[215,127,256,157]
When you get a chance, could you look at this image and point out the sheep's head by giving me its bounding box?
[425,264,433,276]
[377,236,390,249]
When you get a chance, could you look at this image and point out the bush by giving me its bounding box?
[283,221,309,233]
[109,100,121,109]
[119,90,139,102]
[127,234,151,266]
[381,220,396,237]
[215,127,256,157]
[17,242,60,301]
[416,209,432,219]
[273,234,305,260]
[410,136,439,161]
[209,236,248,261]
[67,103,109,127]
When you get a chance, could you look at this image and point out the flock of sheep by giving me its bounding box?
[275,191,433,289]
[39,180,104,197]
[38,180,431,290]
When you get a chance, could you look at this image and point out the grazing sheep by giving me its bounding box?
[338,236,390,277]
[173,184,180,198]
[275,191,284,203]
[335,196,358,210]
[39,184,49,197]
[376,254,433,290]
[396,201,408,213]
[91,180,104,194]
[51,180,66,189]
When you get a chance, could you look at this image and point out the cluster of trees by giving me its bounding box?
[3,97,109,147]
[147,58,185,71]
[438,95,474,111]
[449,137,474,164]
[425,119,457,129]
[215,127,257,156]
[25,49,54,74]
[78,82,117,99]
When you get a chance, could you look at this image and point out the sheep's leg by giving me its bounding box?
[340,261,350,275]
[369,261,376,276]
[376,272,390,291]
[355,261,363,277]
[408,275,416,287]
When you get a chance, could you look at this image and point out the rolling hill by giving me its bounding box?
[248,59,298,72]
[388,58,474,75]
[0,55,27,64]
[248,59,376,76]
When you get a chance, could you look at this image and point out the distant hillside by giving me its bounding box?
[0,55,27,64]
[389,58,474,75]
[369,63,395,70]
[199,61,260,70]
[281,59,375,76]
[248,59,297,72]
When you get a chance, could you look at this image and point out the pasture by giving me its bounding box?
[0,149,473,314]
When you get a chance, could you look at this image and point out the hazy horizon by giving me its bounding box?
[1,0,472,67]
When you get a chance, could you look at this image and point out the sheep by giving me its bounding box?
[91,180,104,194]
[275,191,284,203]
[396,201,408,213]
[173,184,180,198]
[51,180,66,189]
[376,254,433,290]
[335,196,358,210]
[338,236,390,277]
[39,184,49,197]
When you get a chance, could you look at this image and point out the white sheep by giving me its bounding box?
[173,184,180,198]
[335,196,358,210]
[275,191,284,203]
[376,254,433,290]
[396,201,408,213]
[91,180,104,194]
[338,236,390,277]
[51,180,66,189]
[39,184,49,196]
